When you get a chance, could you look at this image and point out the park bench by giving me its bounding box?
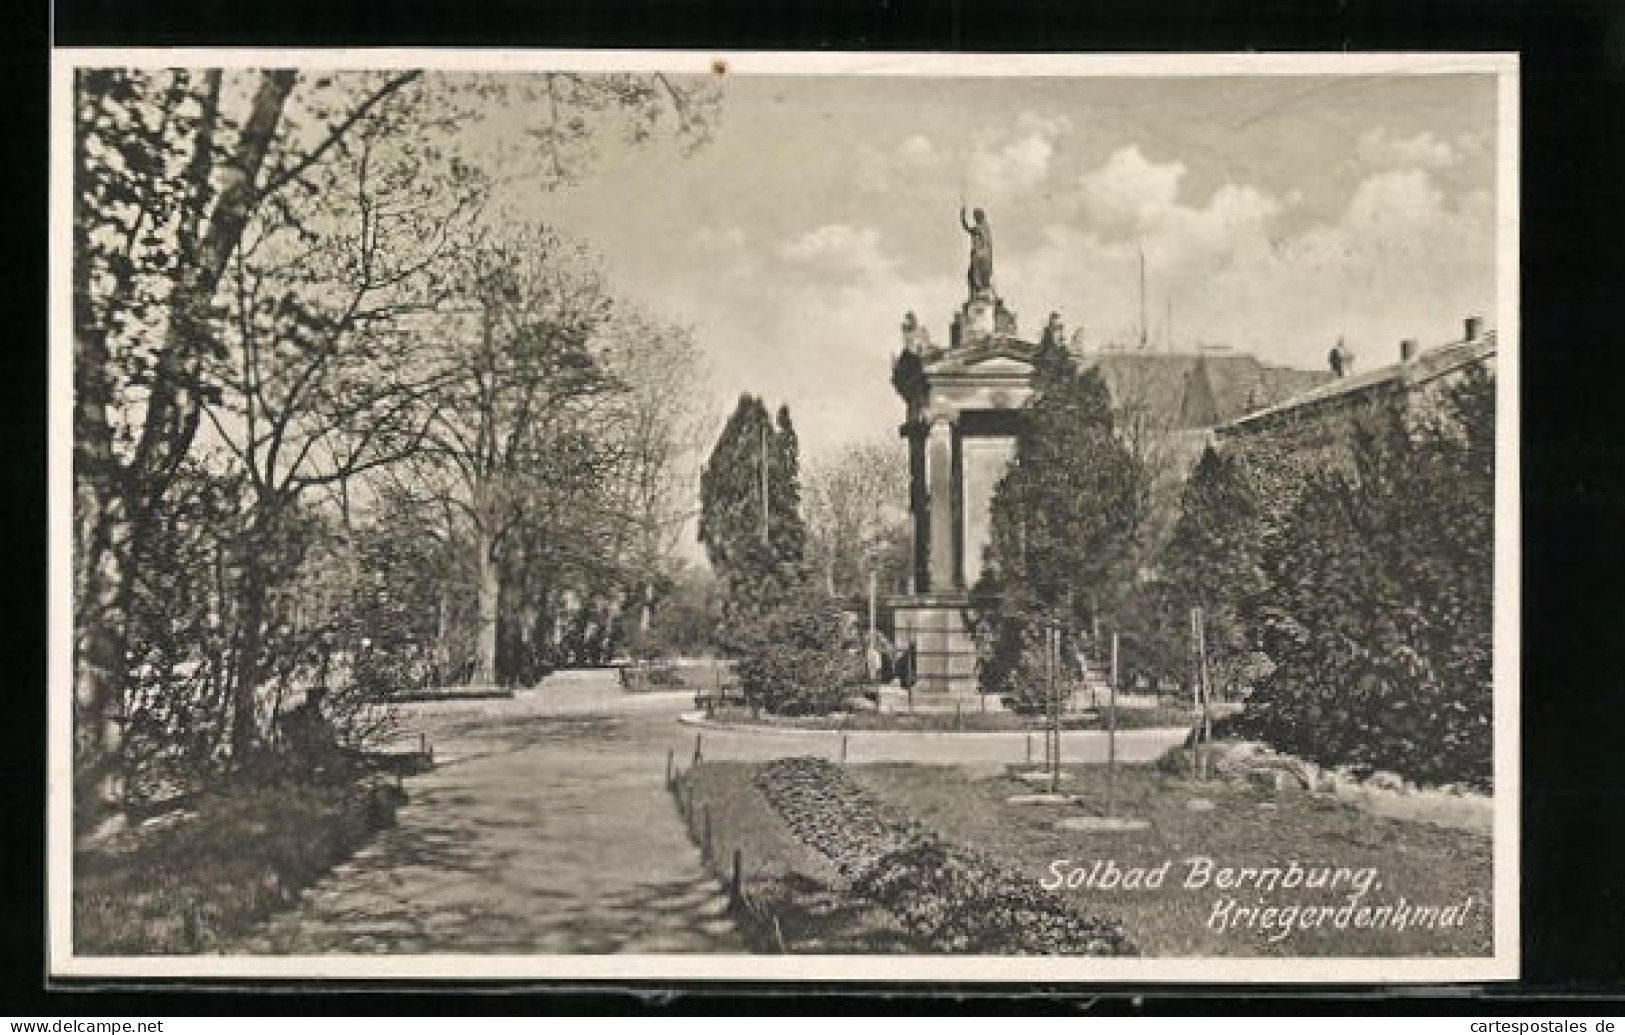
[693,681,747,715]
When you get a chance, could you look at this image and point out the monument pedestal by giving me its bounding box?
[890,593,981,700]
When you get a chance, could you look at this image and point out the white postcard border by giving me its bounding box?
[47,47,1522,985]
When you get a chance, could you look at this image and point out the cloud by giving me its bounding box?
[966,111,1071,198]
[995,155,1492,368]
[777,223,898,282]
[686,223,759,280]
[859,114,1070,202]
[1356,127,1458,170]
[855,133,947,194]
[1069,146,1285,270]
[1076,145,1188,232]
[897,133,941,169]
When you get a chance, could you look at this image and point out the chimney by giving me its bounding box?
[1400,339,1418,363]
[1464,315,1484,341]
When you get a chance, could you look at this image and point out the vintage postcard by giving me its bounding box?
[49,49,1519,983]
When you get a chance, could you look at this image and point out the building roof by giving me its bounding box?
[1073,350,1331,432]
[1217,331,1498,435]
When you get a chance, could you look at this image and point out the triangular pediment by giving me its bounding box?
[962,354,1033,374]
[925,336,1039,375]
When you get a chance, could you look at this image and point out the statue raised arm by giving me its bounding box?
[960,206,994,299]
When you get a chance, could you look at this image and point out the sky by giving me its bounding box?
[515,72,1501,468]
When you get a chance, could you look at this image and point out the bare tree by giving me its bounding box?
[199,124,481,757]
[803,437,912,599]
[597,310,714,644]
[72,66,717,820]
[413,226,618,684]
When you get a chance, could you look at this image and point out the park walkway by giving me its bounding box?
[234,674,743,954]
[234,669,1188,954]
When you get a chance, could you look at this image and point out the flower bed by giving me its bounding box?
[753,757,1135,956]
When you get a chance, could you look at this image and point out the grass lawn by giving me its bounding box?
[847,763,1491,957]
[75,775,403,954]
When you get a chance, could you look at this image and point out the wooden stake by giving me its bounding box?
[867,571,877,657]
[666,747,674,788]
[839,734,848,765]
[702,804,713,861]
[1108,630,1119,820]
[732,847,743,899]
[693,731,703,766]
[1048,625,1060,795]
[1190,607,1202,781]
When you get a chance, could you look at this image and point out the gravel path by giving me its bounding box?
[235,675,742,954]
[233,669,1187,954]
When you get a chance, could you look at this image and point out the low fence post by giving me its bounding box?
[731,847,743,901]
[665,748,674,789]
[693,732,704,767]
[702,804,713,862]
[1026,732,1033,764]
[839,734,848,765]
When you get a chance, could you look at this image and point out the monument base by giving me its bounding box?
[889,593,983,699]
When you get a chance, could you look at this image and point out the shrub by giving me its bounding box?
[976,617,1080,716]
[1227,368,1496,790]
[732,588,864,715]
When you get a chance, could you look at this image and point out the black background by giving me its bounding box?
[9,0,1625,1015]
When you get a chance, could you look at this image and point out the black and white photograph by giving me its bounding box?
[50,50,1519,983]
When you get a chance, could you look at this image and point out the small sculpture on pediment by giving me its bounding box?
[1041,311,1066,349]
[900,310,933,353]
[1329,335,1356,378]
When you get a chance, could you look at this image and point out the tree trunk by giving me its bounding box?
[73,70,296,825]
[435,585,453,684]
[472,529,499,686]
[232,570,267,763]
[231,509,275,764]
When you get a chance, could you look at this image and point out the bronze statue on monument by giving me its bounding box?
[959,206,994,300]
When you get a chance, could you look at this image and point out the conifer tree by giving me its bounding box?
[974,341,1149,708]
[698,395,811,649]
[1145,445,1271,697]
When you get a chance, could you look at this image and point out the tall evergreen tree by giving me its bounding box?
[768,404,809,570]
[699,395,810,649]
[974,341,1149,706]
[1138,445,1271,697]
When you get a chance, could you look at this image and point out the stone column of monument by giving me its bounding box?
[903,422,929,594]
[950,422,966,589]
[925,414,956,593]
